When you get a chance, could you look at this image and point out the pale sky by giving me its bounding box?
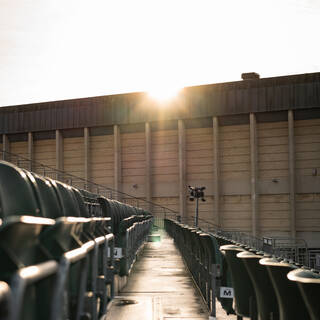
[0,0,320,107]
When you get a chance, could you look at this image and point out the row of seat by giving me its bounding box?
[221,244,320,320]
[165,218,320,320]
[97,197,150,235]
[164,219,235,317]
[116,215,153,276]
[0,161,153,320]
[96,197,153,276]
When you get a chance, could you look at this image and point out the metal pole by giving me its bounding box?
[195,197,199,227]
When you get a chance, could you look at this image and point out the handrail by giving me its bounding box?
[167,216,311,268]
[1,151,179,217]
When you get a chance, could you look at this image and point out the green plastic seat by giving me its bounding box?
[220,244,257,318]
[49,180,80,217]
[260,258,310,320]
[0,161,40,218]
[30,174,63,219]
[72,188,90,218]
[0,216,55,281]
[0,216,58,320]
[237,251,279,320]
[0,281,11,320]
[287,268,320,320]
[200,235,234,315]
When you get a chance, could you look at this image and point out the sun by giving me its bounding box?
[147,83,182,104]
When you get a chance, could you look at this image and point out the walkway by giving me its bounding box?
[107,230,237,320]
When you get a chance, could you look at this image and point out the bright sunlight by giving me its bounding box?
[147,84,182,103]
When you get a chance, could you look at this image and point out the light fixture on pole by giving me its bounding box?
[188,186,206,227]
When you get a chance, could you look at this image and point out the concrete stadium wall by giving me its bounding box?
[90,134,114,187]
[2,113,320,247]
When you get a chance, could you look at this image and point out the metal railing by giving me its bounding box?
[177,215,312,268]
[1,151,178,221]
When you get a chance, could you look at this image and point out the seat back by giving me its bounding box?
[50,180,80,217]
[0,162,40,218]
[30,174,62,219]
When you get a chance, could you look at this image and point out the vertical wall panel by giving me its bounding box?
[258,121,289,235]
[221,195,251,231]
[213,117,220,227]
[63,137,84,178]
[114,125,121,198]
[295,118,320,177]
[259,194,290,237]
[151,129,179,212]
[121,131,146,194]
[34,139,56,173]
[186,127,214,223]
[90,135,114,187]
[288,110,296,237]
[258,121,289,178]
[296,194,320,232]
[250,113,259,236]
[145,122,152,210]
[295,118,320,238]
[151,129,179,183]
[219,124,251,231]
[178,120,187,218]
[220,124,250,179]
[10,141,28,158]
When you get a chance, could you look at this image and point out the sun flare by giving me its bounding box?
[147,84,182,103]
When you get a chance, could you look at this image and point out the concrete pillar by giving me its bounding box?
[55,130,63,180]
[250,113,259,236]
[213,117,221,228]
[288,110,296,238]
[2,134,9,161]
[113,125,122,200]
[84,127,90,183]
[178,119,187,220]
[145,122,152,212]
[28,132,33,171]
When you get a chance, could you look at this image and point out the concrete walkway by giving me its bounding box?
[107,231,237,320]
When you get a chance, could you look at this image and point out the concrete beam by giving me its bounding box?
[114,124,122,200]
[145,122,152,212]
[288,110,296,238]
[55,129,63,180]
[213,117,220,228]
[178,120,186,220]
[84,127,90,185]
[250,113,259,236]
[28,132,34,171]
[2,134,9,161]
